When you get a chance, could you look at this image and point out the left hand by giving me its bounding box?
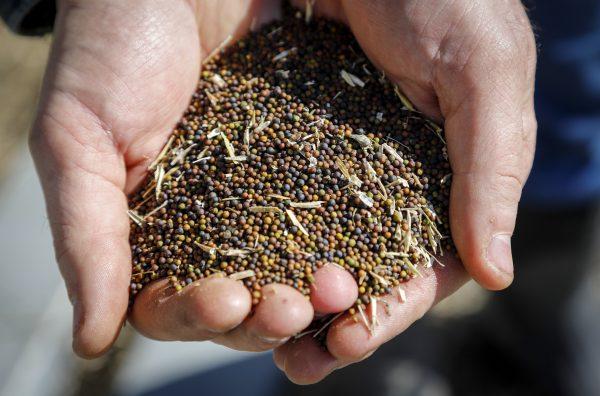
[276,0,537,383]
[29,0,359,359]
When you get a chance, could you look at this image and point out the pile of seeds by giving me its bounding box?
[128,9,454,325]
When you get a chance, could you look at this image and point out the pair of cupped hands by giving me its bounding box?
[30,0,536,384]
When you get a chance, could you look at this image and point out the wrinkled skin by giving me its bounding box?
[30,0,536,384]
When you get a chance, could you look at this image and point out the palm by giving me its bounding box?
[44,1,278,193]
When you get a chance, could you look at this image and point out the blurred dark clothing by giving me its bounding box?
[0,0,54,35]
[522,0,600,206]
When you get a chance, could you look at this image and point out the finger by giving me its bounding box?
[435,22,537,290]
[213,283,314,351]
[276,255,468,383]
[213,261,359,352]
[192,0,281,55]
[129,277,251,341]
[273,335,339,385]
[30,97,131,358]
[310,263,358,314]
[327,256,467,361]
[313,0,537,290]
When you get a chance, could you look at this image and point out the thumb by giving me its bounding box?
[437,32,537,290]
[30,91,131,358]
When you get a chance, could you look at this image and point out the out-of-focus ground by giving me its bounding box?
[1,22,599,396]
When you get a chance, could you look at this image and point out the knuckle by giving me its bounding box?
[184,295,225,332]
[524,113,538,142]
[327,333,371,362]
[507,7,537,54]
[521,114,538,158]
[27,111,74,172]
[496,40,521,64]
[28,116,51,157]
[528,114,538,135]
[492,168,525,206]
[482,32,525,70]
[429,3,537,86]
[329,342,369,362]
[185,282,248,333]
[432,36,474,76]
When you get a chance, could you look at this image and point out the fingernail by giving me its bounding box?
[487,234,513,275]
[257,335,290,345]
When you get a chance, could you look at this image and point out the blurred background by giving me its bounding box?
[1,7,600,396]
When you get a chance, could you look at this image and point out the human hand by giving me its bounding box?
[30,0,360,358]
[276,0,537,383]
